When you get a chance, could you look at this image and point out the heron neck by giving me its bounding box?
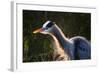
[51,25,70,50]
[49,25,74,59]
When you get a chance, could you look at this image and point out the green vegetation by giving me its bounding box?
[23,10,91,62]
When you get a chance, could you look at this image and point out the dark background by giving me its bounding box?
[23,10,91,62]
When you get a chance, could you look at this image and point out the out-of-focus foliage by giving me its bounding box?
[23,10,91,62]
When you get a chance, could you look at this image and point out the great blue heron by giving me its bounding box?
[33,21,91,61]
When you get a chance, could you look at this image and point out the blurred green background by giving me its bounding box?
[23,10,91,62]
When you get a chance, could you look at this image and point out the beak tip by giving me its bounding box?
[33,31,37,34]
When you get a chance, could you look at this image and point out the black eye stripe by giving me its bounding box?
[46,21,54,28]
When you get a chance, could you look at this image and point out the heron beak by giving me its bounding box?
[33,28,43,33]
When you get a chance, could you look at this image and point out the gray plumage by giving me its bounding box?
[33,21,91,60]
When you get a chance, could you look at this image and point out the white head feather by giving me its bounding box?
[43,21,51,28]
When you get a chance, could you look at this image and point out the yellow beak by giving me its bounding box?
[33,28,43,33]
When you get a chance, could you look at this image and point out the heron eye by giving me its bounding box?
[43,27,48,30]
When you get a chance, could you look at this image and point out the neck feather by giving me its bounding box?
[51,25,70,49]
[47,25,74,59]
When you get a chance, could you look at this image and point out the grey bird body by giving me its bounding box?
[33,21,91,61]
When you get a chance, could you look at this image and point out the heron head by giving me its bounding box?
[33,21,55,34]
